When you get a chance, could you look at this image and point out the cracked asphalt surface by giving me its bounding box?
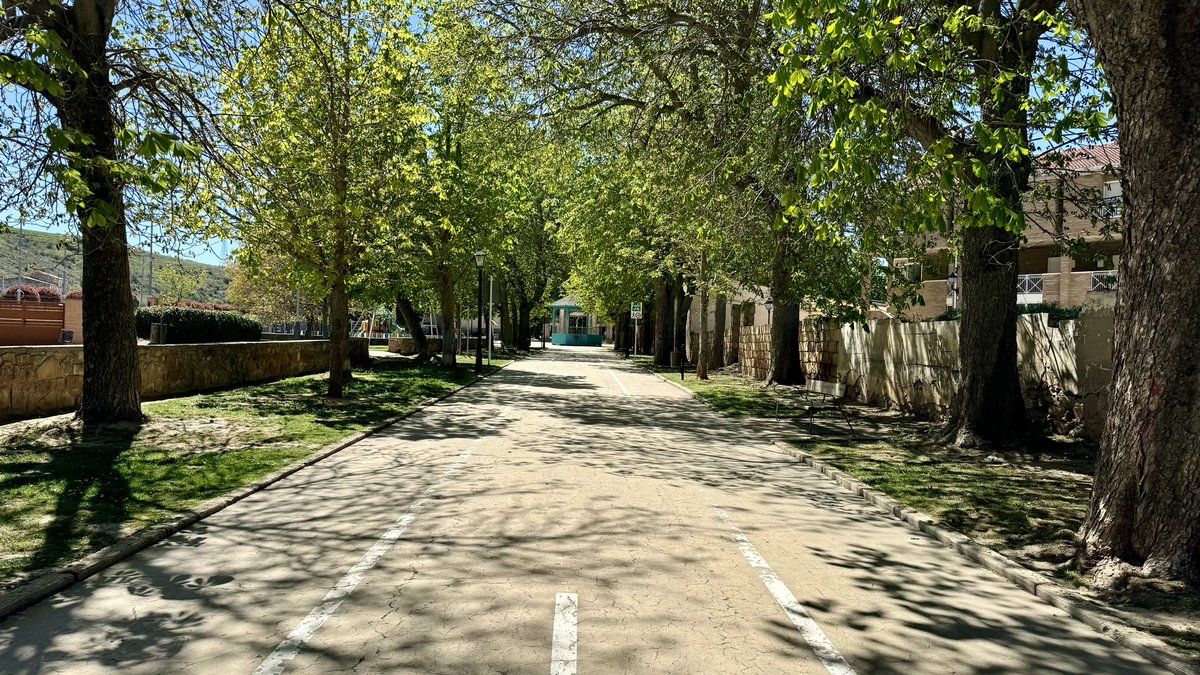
[0,347,1163,673]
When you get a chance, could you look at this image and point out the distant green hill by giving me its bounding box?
[0,229,230,303]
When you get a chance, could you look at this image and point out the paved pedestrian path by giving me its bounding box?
[0,348,1161,673]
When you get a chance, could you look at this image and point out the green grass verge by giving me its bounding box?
[0,354,509,588]
[633,357,810,418]
[634,358,1090,565]
[799,441,1090,559]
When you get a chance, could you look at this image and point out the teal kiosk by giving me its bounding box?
[549,296,604,346]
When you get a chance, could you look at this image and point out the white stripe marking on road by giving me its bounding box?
[714,508,857,675]
[254,372,541,675]
[253,447,474,675]
[551,592,578,675]
[607,368,631,396]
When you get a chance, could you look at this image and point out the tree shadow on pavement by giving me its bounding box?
[0,351,1167,674]
[1,421,140,578]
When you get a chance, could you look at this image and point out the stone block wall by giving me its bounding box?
[388,336,445,356]
[799,322,839,382]
[1,339,371,421]
[731,301,1115,440]
[0,346,83,417]
[738,325,771,380]
[837,320,961,419]
[685,330,739,366]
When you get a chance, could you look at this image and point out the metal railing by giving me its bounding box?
[1099,197,1123,219]
[1017,274,1044,294]
[1091,270,1119,292]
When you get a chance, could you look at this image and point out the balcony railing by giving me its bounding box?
[1017,274,1044,294]
[1091,270,1119,292]
[1099,196,1123,219]
[1016,274,1044,305]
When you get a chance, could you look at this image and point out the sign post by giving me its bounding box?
[630,302,643,355]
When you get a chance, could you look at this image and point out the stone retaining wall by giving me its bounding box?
[1,339,370,421]
[738,325,771,379]
[730,296,1115,439]
[387,336,445,356]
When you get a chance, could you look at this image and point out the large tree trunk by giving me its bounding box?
[767,237,804,385]
[62,32,142,423]
[395,293,428,358]
[711,294,727,370]
[613,312,628,351]
[697,284,710,380]
[517,299,534,351]
[327,268,350,397]
[673,281,691,362]
[945,226,1027,446]
[1071,0,1200,584]
[728,302,742,364]
[437,272,457,368]
[653,272,672,366]
[767,303,803,385]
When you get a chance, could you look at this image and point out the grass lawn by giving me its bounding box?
[633,358,1090,568]
[0,354,509,589]
[641,360,1200,656]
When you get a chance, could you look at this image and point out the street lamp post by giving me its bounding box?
[474,251,485,373]
[765,297,774,325]
[947,268,959,309]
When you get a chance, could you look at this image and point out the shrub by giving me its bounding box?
[136,306,262,343]
[66,289,84,299]
[2,285,40,302]
[38,287,62,303]
[932,307,961,321]
[1017,302,1082,322]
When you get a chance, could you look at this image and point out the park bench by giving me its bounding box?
[768,379,855,435]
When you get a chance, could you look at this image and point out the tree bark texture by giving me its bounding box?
[612,312,628,351]
[437,271,457,368]
[711,294,727,370]
[395,294,428,358]
[517,300,534,351]
[767,237,803,385]
[639,314,652,355]
[1071,0,1200,583]
[60,12,143,423]
[653,272,672,366]
[673,281,691,362]
[729,302,742,364]
[697,284,710,380]
[946,225,1028,446]
[327,267,350,397]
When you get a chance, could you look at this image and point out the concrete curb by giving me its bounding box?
[637,363,1198,674]
[0,359,516,622]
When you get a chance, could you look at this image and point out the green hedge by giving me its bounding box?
[931,303,1081,322]
[136,306,262,343]
[1017,302,1082,322]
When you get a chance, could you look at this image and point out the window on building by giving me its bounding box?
[1101,180,1123,218]
[905,262,923,283]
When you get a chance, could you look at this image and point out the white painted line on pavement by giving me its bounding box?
[254,372,541,675]
[606,367,631,396]
[714,507,857,675]
[551,592,578,675]
[253,447,474,675]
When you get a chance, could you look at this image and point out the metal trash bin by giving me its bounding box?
[669,351,682,368]
[59,329,74,344]
[149,323,168,344]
